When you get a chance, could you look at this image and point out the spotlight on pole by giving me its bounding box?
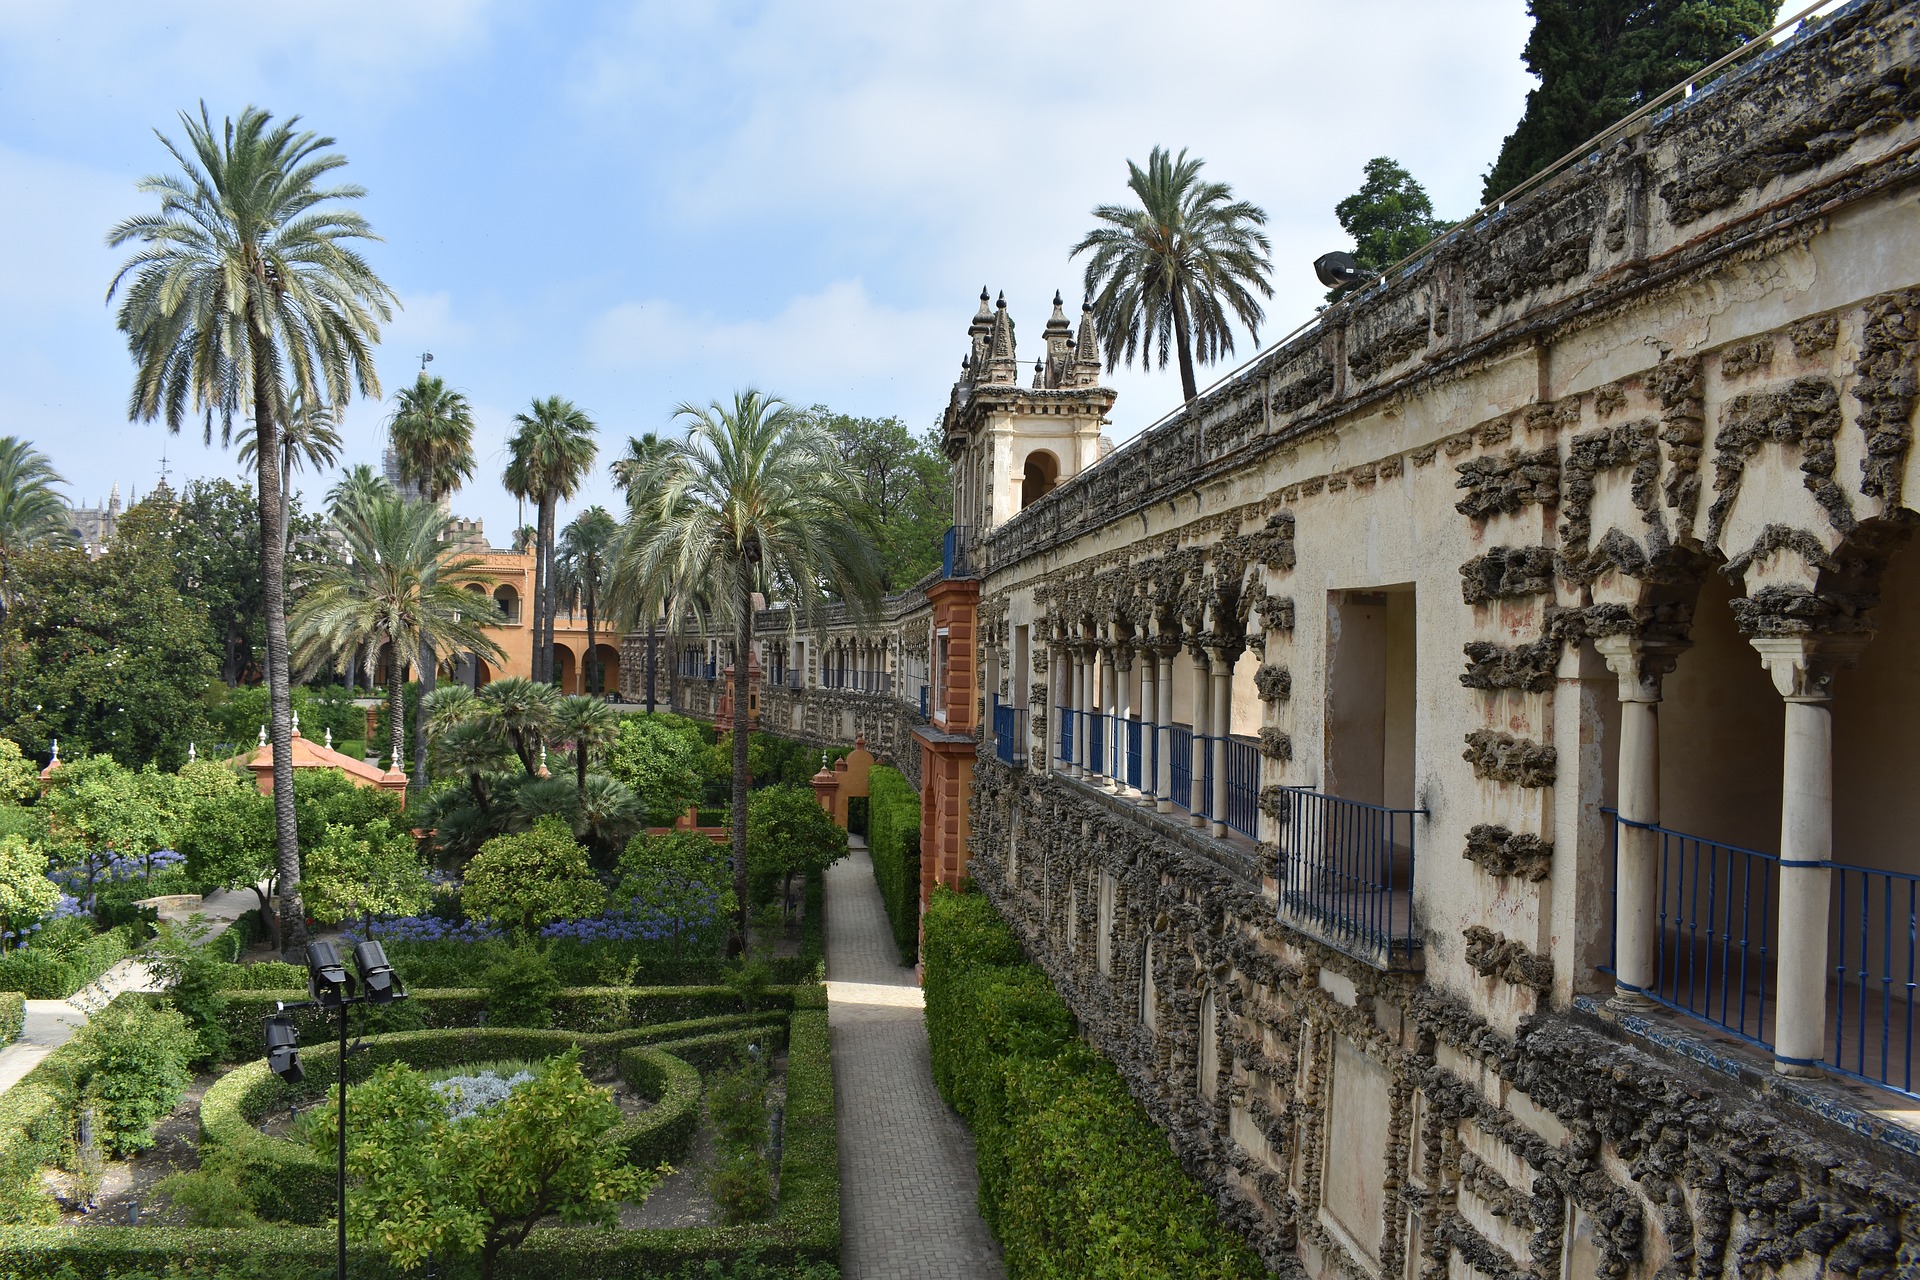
[353,941,402,1004]
[1314,251,1376,290]
[264,1014,303,1083]
[306,940,357,1008]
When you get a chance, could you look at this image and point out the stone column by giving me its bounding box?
[1137,651,1158,807]
[1753,636,1859,1077]
[1097,637,1118,789]
[1208,646,1233,839]
[1188,644,1211,827]
[1113,642,1135,796]
[1049,640,1066,774]
[1076,641,1093,779]
[1594,634,1678,1008]
[1156,645,1176,814]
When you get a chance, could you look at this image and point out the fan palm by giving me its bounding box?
[107,103,396,959]
[556,506,620,696]
[389,371,479,790]
[554,694,620,797]
[610,389,883,953]
[1072,146,1273,404]
[474,677,559,777]
[290,494,504,771]
[504,398,597,686]
[0,437,76,702]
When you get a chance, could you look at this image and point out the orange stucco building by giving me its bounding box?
[452,534,625,696]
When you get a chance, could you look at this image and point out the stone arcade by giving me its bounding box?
[632,4,1920,1274]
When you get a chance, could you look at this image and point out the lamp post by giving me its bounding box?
[263,939,406,1280]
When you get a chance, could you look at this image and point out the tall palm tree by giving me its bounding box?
[1072,146,1274,404]
[613,433,670,710]
[554,694,620,796]
[611,389,883,954]
[504,397,597,686]
[107,103,396,960]
[0,438,76,705]
[236,390,342,558]
[389,371,478,790]
[327,463,393,516]
[291,493,504,771]
[556,506,619,696]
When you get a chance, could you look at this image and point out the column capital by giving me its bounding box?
[1750,635,1867,703]
[1593,632,1686,703]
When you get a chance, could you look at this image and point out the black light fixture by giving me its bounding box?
[306,940,357,1007]
[353,941,401,1004]
[1314,251,1375,290]
[264,1014,303,1083]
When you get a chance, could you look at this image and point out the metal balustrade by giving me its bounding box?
[1276,788,1423,961]
[1088,711,1106,776]
[1168,724,1193,811]
[1829,860,1917,1097]
[1125,719,1142,791]
[993,698,1026,767]
[1223,736,1259,840]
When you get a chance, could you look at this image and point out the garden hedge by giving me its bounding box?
[214,952,820,991]
[865,765,921,964]
[922,888,1265,1278]
[0,992,22,1047]
[0,925,137,999]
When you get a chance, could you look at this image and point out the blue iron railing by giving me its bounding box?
[1088,711,1106,776]
[1197,734,1215,821]
[993,698,1026,767]
[1829,860,1917,1098]
[1168,724,1193,810]
[1223,736,1259,840]
[919,684,930,719]
[1276,788,1423,960]
[1057,707,1075,767]
[941,525,976,578]
[1125,719,1143,791]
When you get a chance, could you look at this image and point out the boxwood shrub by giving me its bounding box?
[0,992,22,1047]
[865,765,921,964]
[922,887,1264,1278]
[0,924,138,999]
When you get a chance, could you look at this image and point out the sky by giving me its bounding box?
[0,0,1811,540]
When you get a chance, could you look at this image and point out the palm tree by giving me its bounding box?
[389,371,479,791]
[327,463,393,516]
[611,389,883,954]
[0,438,76,705]
[1072,146,1274,404]
[556,506,619,696]
[236,390,343,558]
[504,398,597,686]
[554,694,620,796]
[290,493,504,771]
[612,434,670,710]
[107,103,396,960]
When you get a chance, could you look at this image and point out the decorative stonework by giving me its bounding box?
[1461,730,1557,788]
[1853,288,1920,511]
[1462,926,1554,992]
[1462,825,1552,882]
[1256,728,1292,763]
[1706,376,1849,542]
[1253,665,1291,703]
[1460,638,1560,693]
[1455,447,1562,520]
[1460,546,1556,605]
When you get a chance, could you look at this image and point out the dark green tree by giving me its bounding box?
[1334,158,1448,283]
[1482,0,1773,202]
[801,407,951,592]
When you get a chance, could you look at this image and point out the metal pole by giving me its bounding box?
[338,1004,348,1280]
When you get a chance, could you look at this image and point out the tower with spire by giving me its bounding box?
[942,289,1116,534]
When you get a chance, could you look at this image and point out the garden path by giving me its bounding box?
[0,884,260,1096]
[826,837,1004,1280]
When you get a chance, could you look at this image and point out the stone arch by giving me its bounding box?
[591,644,621,696]
[553,643,578,693]
[1140,936,1158,1034]
[1197,987,1219,1102]
[492,583,521,625]
[1020,450,1060,509]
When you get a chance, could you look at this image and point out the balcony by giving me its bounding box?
[992,696,1026,767]
[1273,788,1423,969]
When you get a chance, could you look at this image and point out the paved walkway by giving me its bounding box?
[826,838,1004,1279]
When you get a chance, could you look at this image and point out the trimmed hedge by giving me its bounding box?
[865,764,921,964]
[214,952,819,992]
[0,992,21,1047]
[0,925,137,999]
[923,888,1264,1278]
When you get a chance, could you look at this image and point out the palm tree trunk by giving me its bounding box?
[729,564,752,957]
[646,620,657,714]
[413,634,434,792]
[250,337,309,963]
[536,495,557,684]
[1172,291,1199,404]
[584,588,598,696]
[388,649,406,771]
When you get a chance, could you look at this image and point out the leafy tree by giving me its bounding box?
[0,740,39,804]
[67,1001,197,1155]
[389,370,479,790]
[144,921,235,1066]
[291,493,503,771]
[613,390,883,953]
[1,538,217,769]
[603,716,702,824]
[618,831,732,958]
[745,784,847,915]
[1333,158,1448,288]
[108,103,397,960]
[1074,147,1273,404]
[303,818,430,931]
[462,817,603,936]
[313,1050,650,1280]
[0,437,75,706]
[178,785,279,947]
[1482,0,1773,201]
[40,755,192,880]
[556,506,619,694]
[0,835,58,954]
[801,407,950,591]
[504,398,598,685]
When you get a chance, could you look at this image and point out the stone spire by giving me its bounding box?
[1042,289,1073,389]
[1032,357,1046,389]
[967,287,994,380]
[1073,301,1104,387]
[984,292,1020,384]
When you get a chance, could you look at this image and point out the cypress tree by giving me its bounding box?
[1482,0,1774,203]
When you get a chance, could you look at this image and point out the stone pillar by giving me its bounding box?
[1595,634,1678,1008]
[1098,640,1119,790]
[1049,641,1066,774]
[1208,646,1232,839]
[1075,644,1092,779]
[1188,645,1211,827]
[1156,646,1176,814]
[1113,643,1135,796]
[1137,651,1157,807]
[1753,636,1858,1077]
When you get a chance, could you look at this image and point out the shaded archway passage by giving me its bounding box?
[492,583,521,625]
[589,643,621,696]
[1020,450,1059,509]
[554,644,578,694]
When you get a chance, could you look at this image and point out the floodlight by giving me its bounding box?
[306,941,357,1008]
[352,941,402,1004]
[1314,251,1374,290]
[264,1015,303,1083]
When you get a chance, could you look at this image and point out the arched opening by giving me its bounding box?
[591,644,621,697]
[1020,450,1060,509]
[466,654,493,691]
[553,644,577,693]
[492,584,521,625]
[1140,938,1157,1033]
[1198,989,1218,1100]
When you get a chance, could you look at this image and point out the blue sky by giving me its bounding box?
[0,1,1802,538]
